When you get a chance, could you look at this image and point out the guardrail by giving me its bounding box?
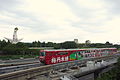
[0,55,119,80]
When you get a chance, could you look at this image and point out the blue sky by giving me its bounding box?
[0,0,120,44]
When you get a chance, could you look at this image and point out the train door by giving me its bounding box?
[77,51,83,60]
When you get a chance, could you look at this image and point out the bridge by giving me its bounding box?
[0,55,119,80]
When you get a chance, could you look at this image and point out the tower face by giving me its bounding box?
[15,27,18,30]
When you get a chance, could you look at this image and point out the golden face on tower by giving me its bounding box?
[15,27,18,30]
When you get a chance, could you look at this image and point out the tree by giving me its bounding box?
[105,41,113,48]
[41,42,46,47]
[61,41,78,49]
[37,41,41,47]
[46,42,54,47]
[105,41,111,45]
[32,41,38,47]
[54,43,61,49]
[85,40,91,47]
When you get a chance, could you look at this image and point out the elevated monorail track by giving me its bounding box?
[0,58,39,67]
[0,54,119,80]
[0,61,40,67]
[0,63,44,75]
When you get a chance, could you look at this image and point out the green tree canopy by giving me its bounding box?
[61,41,78,49]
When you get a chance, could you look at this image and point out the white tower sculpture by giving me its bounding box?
[5,27,23,44]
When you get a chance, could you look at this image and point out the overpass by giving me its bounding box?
[59,58,116,80]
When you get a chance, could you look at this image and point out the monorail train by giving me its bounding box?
[39,48,117,64]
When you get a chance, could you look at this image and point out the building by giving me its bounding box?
[74,39,78,43]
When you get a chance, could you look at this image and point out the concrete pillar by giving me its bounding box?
[94,69,101,80]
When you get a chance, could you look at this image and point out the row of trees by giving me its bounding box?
[28,41,120,49]
[0,40,39,55]
[0,39,120,55]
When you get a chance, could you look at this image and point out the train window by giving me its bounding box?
[82,51,84,53]
[87,54,89,57]
[78,52,83,57]
[79,51,82,54]
[89,54,92,57]
[87,50,90,53]
[85,54,88,57]
[91,50,93,52]
[91,53,94,57]
[80,51,83,53]
[40,52,46,56]
[78,52,81,54]
[58,52,68,55]
[86,50,89,53]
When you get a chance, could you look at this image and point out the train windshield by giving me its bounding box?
[40,52,46,56]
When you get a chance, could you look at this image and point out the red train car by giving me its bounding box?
[39,48,117,64]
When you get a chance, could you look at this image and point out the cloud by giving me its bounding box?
[0,0,20,11]
[104,0,120,15]
[0,0,120,43]
[20,0,81,28]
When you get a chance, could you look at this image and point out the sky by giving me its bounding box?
[0,0,120,44]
